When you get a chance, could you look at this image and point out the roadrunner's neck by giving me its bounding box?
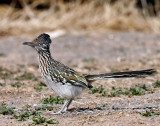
[38,50,52,76]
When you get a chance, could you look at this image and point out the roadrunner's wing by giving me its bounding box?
[49,60,92,88]
[50,69,92,88]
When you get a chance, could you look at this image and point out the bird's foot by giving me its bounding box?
[50,109,67,115]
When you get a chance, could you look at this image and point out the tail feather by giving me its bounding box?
[85,69,156,81]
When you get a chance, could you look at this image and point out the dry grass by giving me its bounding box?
[0,0,160,35]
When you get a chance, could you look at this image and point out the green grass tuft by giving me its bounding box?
[32,115,59,125]
[14,109,58,125]
[0,102,14,115]
[89,85,105,94]
[140,110,160,117]
[108,84,153,97]
[39,82,46,87]
[14,110,39,121]
[153,80,160,88]
[90,84,153,97]
[40,96,65,105]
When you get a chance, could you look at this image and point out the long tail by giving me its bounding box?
[85,69,156,81]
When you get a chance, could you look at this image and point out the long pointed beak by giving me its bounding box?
[23,42,37,47]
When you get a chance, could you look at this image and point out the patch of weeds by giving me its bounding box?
[39,82,46,87]
[128,84,152,95]
[90,80,160,97]
[10,82,24,88]
[107,87,125,97]
[40,96,65,105]
[34,82,46,91]
[108,84,153,97]
[153,80,160,88]
[16,72,37,81]
[89,85,105,94]
[0,102,14,115]
[0,67,14,79]
[89,85,107,97]
[32,115,59,125]
[90,84,153,97]
[35,105,53,111]
[14,110,39,121]
[14,110,58,125]
[82,57,95,63]
[140,110,160,117]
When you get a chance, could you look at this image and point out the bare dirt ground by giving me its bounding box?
[0,31,160,126]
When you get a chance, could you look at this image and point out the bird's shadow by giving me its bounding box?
[67,106,159,113]
[67,106,105,113]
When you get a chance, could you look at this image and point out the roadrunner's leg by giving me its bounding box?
[60,99,72,112]
[52,99,72,114]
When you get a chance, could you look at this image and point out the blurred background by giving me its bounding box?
[0,0,160,35]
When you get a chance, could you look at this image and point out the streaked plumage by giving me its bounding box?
[23,33,156,114]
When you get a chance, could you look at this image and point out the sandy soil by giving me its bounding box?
[0,31,160,126]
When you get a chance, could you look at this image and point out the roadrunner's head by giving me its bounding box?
[23,33,51,53]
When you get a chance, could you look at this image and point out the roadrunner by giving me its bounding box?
[23,33,156,114]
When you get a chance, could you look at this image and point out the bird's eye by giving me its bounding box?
[39,43,45,46]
